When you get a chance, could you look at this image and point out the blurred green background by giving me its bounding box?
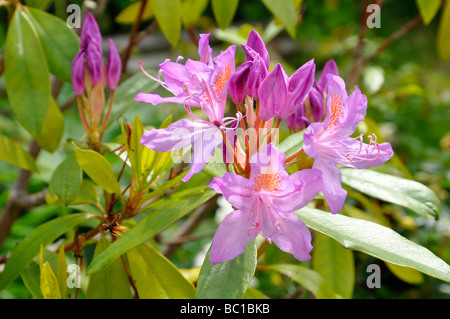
[0,0,449,299]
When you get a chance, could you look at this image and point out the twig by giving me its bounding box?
[122,0,148,73]
[362,14,422,64]
[120,255,140,299]
[162,194,219,258]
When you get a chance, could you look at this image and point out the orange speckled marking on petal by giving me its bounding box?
[213,63,233,96]
[249,168,281,192]
[325,93,344,132]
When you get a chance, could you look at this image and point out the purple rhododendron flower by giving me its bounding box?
[209,143,324,264]
[286,59,339,131]
[303,74,394,214]
[136,34,241,182]
[258,61,315,121]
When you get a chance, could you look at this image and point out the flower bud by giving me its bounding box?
[106,38,122,90]
[71,51,86,95]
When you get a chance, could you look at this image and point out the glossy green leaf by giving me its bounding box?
[0,135,40,173]
[195,240,257,299]
[39,246,61,299]
[4,8,50,139]
[261,0,297,38]
[49,155,82,206]
[312,232,355,299]
[416,0,441,25]
[26,7,80,82]
[149,0,181,47]
[36,96,65,153]
[211,0,239,30]
[56,244,68,298]
[0,213,91,291]
[115,0,154,25]
[87,187,216,274]
[437,0,450,61]
[296,207,450,283]
[341,168,440,219]
[73,144,121,196]
[182,0,209,28]
[25,0,52,9]
[85,238,133,299]
[127,242,196,298]
[265,264,341,299]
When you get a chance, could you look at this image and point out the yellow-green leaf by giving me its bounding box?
[181,0,209,28]
[261,0,297,38]
[312,232,355,299]
[115,0,154,25]
[437,0,450,60]
[127,242,196,298]
[416,0,441,25]
[39,246,61,299]
[149,0,181,47]
[0,135,39,173]
[85,238,133,299]
[385,262,424,285]
[73,144,121,195]
[211,0,239,30]
[49,154,82,206]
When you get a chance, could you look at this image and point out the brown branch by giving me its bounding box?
[162,194,219,259]
[122,0,148,73]
[362,14,422,64]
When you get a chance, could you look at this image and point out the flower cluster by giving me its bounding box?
[135,30,394,264]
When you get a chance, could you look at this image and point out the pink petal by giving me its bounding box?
[210,209,255,264]
[270,213,313,261]
[209,173,251,210]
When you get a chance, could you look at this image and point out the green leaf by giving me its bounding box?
[39,245,61,299]
[85,238,133,299]
[73,144,121,196]
[312,232,355,299]
[265,264,341,299]
[278,130,303,158]
[56,244,68,298]
[49,154,82,206]
[71,179,99,205]
[195,241,257,299]
[87,187,216,274]
[416,0,441,25]
[115,1,154,25]
[127,242,196,298]
[26,7,80,82]
[341,168,440,219]
[4,8,50,139]
[437,0,450,61]
[25,0,52,9]
[211,0,239,30]
[149,0,181,47]
[36,96,65,153]
[261,0,297,38]
[0,135,40,173]
[21,261,42,299]
[296,207,450,283]
[182,0,209,28]
[0,213,91,291]
[106,71,160,129]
